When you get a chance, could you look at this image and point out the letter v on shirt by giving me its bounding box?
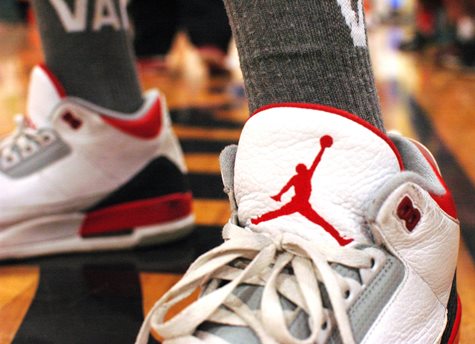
[49,0,130,32]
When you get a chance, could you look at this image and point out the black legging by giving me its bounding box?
[129,0,232,58]
[0,0,29,23]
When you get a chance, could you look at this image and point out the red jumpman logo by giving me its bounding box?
[251,135,353,246]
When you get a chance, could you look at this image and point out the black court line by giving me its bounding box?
[408,97,475,259]
[189,173,227,200]
[13,263,144,344]
[11,225,224,344]
[170,105,244,129]
[180,139,237,154]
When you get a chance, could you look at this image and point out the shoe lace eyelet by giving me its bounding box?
[41,132,55,145]
[2,154,18,168]
[370,258,376,269]
[321,321,328,330]
[344,289,351,299]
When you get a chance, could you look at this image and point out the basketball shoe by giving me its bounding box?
[137,104,460,344]
[0,65,193,260]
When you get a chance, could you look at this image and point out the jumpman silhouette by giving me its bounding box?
[251,135,352,246]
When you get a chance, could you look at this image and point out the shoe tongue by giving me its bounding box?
[234,105,403,245]
[27,65,65,128]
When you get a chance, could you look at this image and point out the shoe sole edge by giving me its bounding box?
[0,213,194,260]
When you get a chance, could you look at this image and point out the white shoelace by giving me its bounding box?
[0,115,52,167]
[136,222,373,344]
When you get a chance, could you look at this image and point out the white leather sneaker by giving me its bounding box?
[137,104,460,344]
[0,65,194,260]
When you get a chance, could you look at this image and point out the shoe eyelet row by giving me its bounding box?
[1,132,57,169]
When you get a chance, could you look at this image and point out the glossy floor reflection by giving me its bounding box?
[0,24,474,343]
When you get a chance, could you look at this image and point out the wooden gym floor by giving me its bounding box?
[0,24,474,343]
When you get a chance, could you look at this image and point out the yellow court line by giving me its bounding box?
[457,242,475,343]
[193,199,230,227]
[185,153,221,174]
[0,266,40,344]
[139,272,200,342]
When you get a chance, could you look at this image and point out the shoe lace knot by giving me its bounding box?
[136,222,375,344]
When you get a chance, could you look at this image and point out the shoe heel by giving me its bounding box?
[81,156,193,238]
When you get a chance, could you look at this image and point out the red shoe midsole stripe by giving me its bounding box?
[448,295,462,344]
[80,192,193,237]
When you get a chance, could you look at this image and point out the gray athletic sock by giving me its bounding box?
[223,0,384,131]
[31,0,143,113]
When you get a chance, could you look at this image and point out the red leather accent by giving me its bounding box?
[62,112,83,130]
[430,192,458,219]
[38,64,67,98]
[251,135,353,246]
[397,196,421,232]
[80,192,192,237]
[410,139,458,219]
[251,103,405,171]
[24,116,37,130]
[448,296,462,344]
[101,97,162,139]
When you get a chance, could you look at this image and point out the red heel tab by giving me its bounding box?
[410,139,458,219]
[251,103,405,170]
[101,96,163,139]
[37,64,67,98]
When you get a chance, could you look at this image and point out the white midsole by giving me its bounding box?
[0,213,195,260]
